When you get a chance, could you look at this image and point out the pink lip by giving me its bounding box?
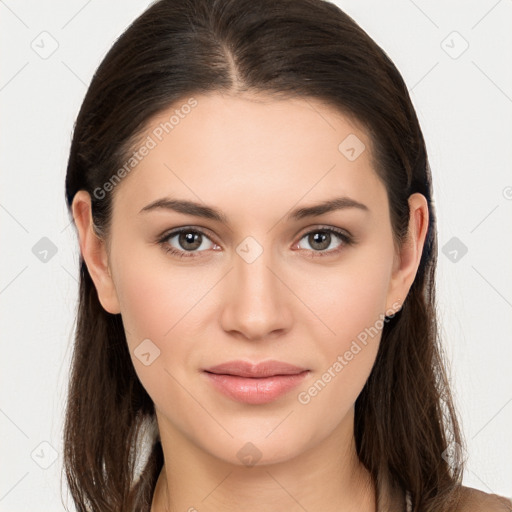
[203,360,310,405]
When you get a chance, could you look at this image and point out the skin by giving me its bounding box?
[72,92,428,512]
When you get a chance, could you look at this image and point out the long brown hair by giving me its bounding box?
[63,0,464,510]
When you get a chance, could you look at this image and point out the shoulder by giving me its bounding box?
[453,485,512,511]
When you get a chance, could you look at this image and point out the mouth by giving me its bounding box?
[203,360,310,404]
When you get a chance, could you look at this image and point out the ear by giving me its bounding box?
[385,192,429,314]
[71,190,121,314]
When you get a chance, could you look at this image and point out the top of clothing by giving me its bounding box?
[375,470,411,512]
[405,491,413,512]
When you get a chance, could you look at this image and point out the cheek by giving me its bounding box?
[299,241,393,345]
[292,242,393,409]
[110,248,227,407]
[109,250,183,378]
[113,246,209,343]
[293,286,385,442]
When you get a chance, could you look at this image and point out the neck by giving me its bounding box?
[151,408,376,512]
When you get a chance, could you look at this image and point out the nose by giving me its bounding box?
[219,240,293,342]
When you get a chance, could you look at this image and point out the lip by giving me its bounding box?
[203,360,310,405]
[204,360,308,378]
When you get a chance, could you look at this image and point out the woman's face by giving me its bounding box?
[79,92,424,467]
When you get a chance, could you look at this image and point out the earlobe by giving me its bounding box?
[386,193,429,312]
[71,190,121,315]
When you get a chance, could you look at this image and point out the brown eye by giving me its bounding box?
[177,231,203,251]
[307,231,332,251]
[159,228,216,258]
[296,227,353,257]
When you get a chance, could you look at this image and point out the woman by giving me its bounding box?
[63,0,511,510]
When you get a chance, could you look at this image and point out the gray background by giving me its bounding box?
[1,0,511,510]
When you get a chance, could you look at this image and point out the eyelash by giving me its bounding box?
[157,226,354,260]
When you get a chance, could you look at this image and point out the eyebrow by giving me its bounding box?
[139,196,369,223]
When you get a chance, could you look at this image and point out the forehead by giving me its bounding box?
[111,92,387,220]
